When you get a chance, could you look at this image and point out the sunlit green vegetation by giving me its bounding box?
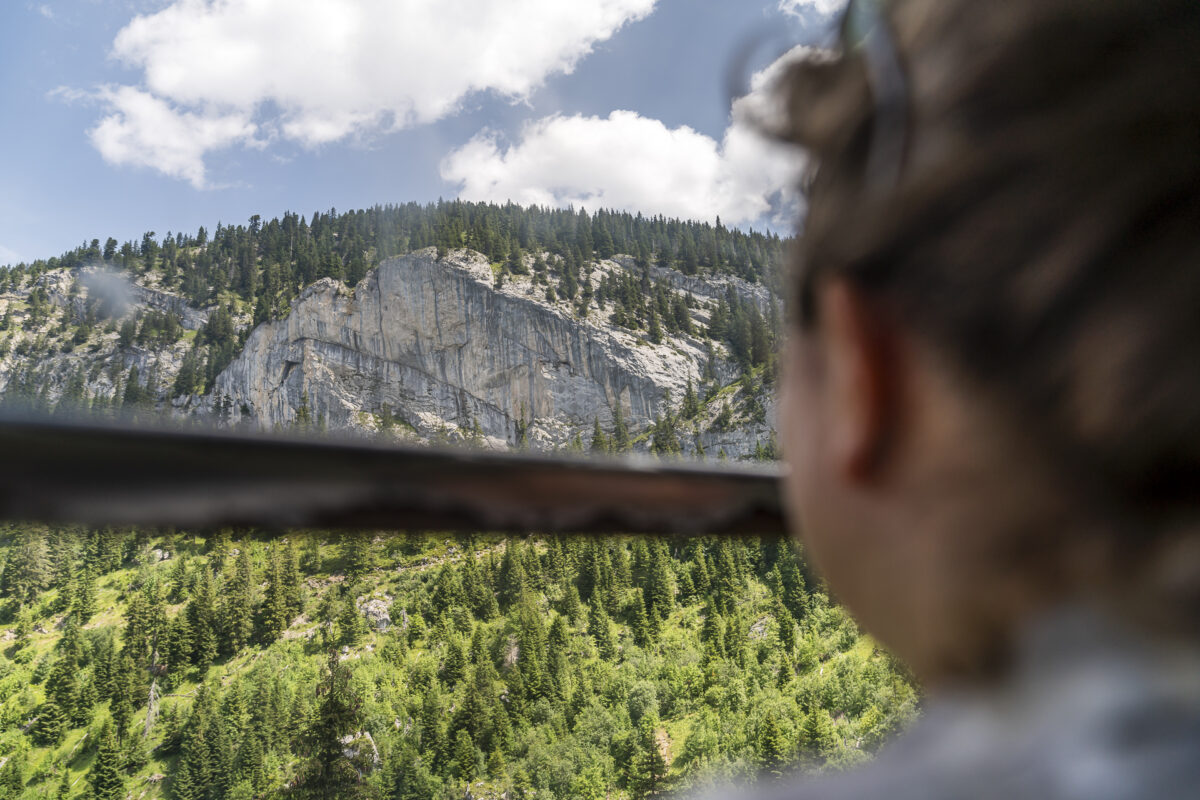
[0,529,916,799]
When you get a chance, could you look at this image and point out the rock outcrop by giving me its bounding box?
[213,249,729,446]
[0,248,779,458]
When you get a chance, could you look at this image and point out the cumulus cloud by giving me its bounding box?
[440,47,812,230]
[778,0,845,18]
[89,86,258,188]
[85,0,656,185]
[0,245,23,266]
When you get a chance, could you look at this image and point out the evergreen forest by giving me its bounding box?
[0,201,786,431]
[0,528,917,799]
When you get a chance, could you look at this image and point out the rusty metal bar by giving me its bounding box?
[0,416,786,536]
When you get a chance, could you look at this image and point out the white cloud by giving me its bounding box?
[88,86,257,188]
[440,47,811,229]
[778,0,845,18]
[86,0,656,185]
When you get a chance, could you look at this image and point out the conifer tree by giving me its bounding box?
[758,709,790,775]
[611,402,631,453]
[681,379,700,419]
[291,652,378,799]
[700,603,725,661]
[775,601,797,656]
[800,709,840,763]
[339,596,369,646]
[677,566,697,604]
[560,582,582,621]
[441,638,466,685]
[46,653,80,723]
[548,615,569,654]
[630,590,651,648]
[712,540,741,614]
[588,598,616,661]
[342,534,372,582]
[108,653,138,739]
[590,417,608,453]
[221,545,254,653]
[54,768,71,800]
[0,752,22,799]
[89,721,125,800]
[461,556,498,621]
[627,716,667,799]
[262,544,291,640]
[646,543,674,621]
[647,308,663,344]
[453,729,477,780]
[171,753,200,800]
[71,567,97,622]
[486,748,507,780]
[496,541,529,611]
[188,569,219,667]
[33,699,66,746]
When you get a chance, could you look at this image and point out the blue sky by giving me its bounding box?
[0,1,840,266]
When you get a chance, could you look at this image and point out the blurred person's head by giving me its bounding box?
[777,0,1200,684]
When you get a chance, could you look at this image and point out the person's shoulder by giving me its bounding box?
[693,608,1200,800]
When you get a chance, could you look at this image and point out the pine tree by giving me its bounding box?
[486,748,507,780]
[776,601,797,656]
[681,379,700,419]
[588,598,616,661]
[33,699,66,746]
[496,541,529,611]
[611,402,631,453]
[342,534,372,581]
[441,638,466,685]
[799,709,840,763]
[262,544,292,640]
[291,652,378,799]
[758,709,790,774]
[453,729,477,780]
[627,716,667,799]
[630,590,651,647]
[339,595,369,646]
[712,539,742,614]
[171,754,200,800]
[71,567,97,622]
[510,765,533,800]
[188,569,219,667]
[647,308,663,344]
[221,545,254,653]
[646,543,674,621]
[700,602,725,659]
[54,768,71,800]
[548,614,569,654]
[560,582,582,622]
[0,754,23,799]
[45,655,79,724]
[88,721,125,800]
[122,364,146,408]
[590,417,608,454]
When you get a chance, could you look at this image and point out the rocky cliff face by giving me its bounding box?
[1,248,778,457]
[211,248,769,449]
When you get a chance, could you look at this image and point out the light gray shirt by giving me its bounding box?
[703,608,1200,799]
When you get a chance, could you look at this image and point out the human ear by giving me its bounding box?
[819,279,898,481]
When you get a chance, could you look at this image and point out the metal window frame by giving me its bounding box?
[0,415,784,537]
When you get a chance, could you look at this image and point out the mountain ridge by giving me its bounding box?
[1,238,780,458]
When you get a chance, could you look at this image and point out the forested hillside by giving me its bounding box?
[0,529,917,799]
[0,203,916,797]
[0,201,785,456]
